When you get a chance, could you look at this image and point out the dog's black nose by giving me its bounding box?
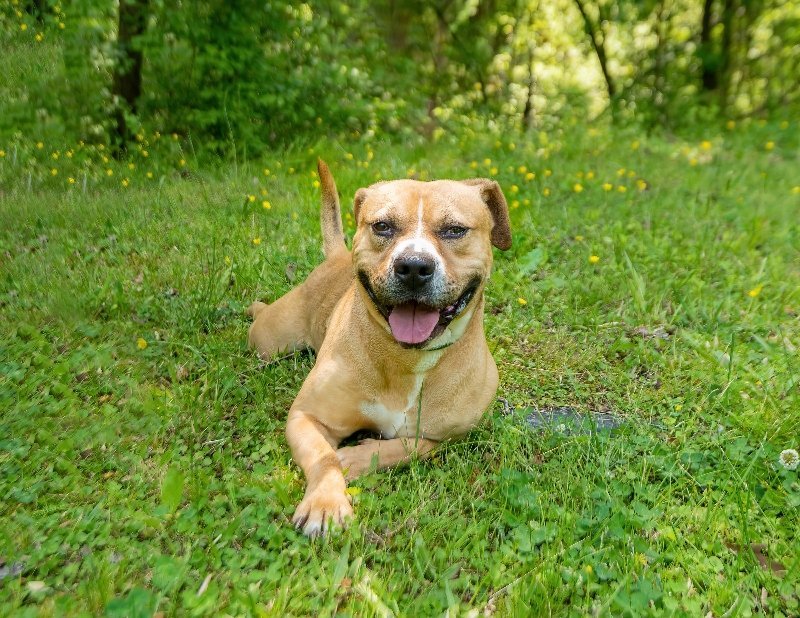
[394,255,435,289]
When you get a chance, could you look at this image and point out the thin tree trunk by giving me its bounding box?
[573,0,616,106]
[700,0,718,91]
[112,0,149,153]
[718,0,734,112]
[653,0,674,127]
[522,7,537,131]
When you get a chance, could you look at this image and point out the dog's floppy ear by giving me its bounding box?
[461,179,512,250]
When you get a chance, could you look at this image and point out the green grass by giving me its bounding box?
[1,122,799,616]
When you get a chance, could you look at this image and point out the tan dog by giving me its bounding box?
[247,160,511,536]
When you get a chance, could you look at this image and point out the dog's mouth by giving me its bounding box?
[358,272,479,347]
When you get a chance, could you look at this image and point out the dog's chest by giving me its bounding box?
[358,371,429,439]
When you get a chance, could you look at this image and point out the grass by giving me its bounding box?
[1,120,799,616]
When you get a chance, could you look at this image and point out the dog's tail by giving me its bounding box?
[317,159,346,257]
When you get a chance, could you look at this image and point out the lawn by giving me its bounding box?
[1,123,799,616]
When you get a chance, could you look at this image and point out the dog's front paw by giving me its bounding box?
[337,440,380,481]
[292,488,353,537]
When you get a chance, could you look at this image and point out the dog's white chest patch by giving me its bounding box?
[359,367,432,439]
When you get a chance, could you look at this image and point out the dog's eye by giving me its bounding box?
[440,226,468,239]
[371,221,394,237]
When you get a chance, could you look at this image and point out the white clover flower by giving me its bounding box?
[779,449,799,471]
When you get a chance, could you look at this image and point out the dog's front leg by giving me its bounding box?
[286,409,353,537]
[337,437,438,481]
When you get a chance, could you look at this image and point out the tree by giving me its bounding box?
[572,0,617,109]
[112,0,149,152]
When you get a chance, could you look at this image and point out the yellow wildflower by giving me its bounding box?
[141,150,148,157]
[573,183,584,193]
[50,168,58,176]
[700,140,712,151]
[765,141,775,151]
[589,255,600,264]
[510,185,519,194]
[263,168,270,176]
[262,200,271,209]
[525,172,535,181]
[128,163,135,170]
[544,169,552,177]
[36,141,44,149]
[636,179,648,191]
[469,161,478,169]
[575,235,584,241]
[0,150,5,157]
[224,256,232,265]
[252,237,262,245]
[617,185,627,193]
[20,23,27,31]
[689,158,698,166]
[543,188,550,197]
[483,158,491,166]
[617,168,626,177]
[345,153,353,160]
[631,140,640,150]
[248,195,256,203]
[136,338,148,350]
[726,120,736,130]
[780,120,789,129]
[586,171,595,180]
[490,167,498,175]
[146,171,153,179]
[121,178,129,188]
[602,182,613,192]
[517,298,527,306]
[312,180,320,188]
[517,165,527,174]
[106,169,113,176]
[68,177,75,184]
[748,285,762,298]
[792,186,800,195]
[179,158,186,166]
[511,200,520,209]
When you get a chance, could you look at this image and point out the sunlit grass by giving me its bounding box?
[1,119,799,614]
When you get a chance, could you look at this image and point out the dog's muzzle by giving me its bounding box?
[358,271,480,348]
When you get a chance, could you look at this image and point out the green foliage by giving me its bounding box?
[2,0,799,152]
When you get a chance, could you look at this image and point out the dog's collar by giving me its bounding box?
[424,340,455,351]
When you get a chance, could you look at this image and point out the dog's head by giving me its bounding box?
[352,177,511,349]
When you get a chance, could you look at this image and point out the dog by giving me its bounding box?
[247,160,511,536]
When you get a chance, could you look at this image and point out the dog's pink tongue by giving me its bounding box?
[388,303,440,344]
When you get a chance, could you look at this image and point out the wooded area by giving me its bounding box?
[2,0,798,153]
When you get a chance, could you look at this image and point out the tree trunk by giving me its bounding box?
[718,0,734,112]
[700,0,718,91]
[112,0,149,153]
[573,0,616,107]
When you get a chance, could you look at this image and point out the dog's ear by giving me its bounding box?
[461,179,512,250]
[354,188,368,223]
